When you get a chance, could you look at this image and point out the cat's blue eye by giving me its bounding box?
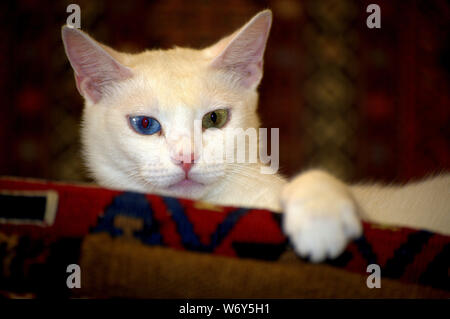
[129,116,161,135]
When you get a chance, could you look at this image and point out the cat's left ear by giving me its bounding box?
[205,10,272,89]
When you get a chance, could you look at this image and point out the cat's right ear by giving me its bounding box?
[61,26,133,104]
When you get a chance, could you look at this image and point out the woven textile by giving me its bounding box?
[0,177,448,298]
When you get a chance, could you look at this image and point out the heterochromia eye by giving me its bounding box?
[202,109,229,129]
[129,116,161,135]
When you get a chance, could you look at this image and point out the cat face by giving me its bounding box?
[62,10,272,199]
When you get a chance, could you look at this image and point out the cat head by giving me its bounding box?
[62,10,272,199]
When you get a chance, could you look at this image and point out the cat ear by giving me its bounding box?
[205,10,272,89]
[61,26,133,104]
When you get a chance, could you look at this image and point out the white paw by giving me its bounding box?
[281,171,363,263]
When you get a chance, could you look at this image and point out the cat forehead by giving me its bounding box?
[126,47,209,73]
[109,47,244,109]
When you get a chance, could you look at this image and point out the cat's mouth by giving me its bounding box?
[167,178,204,190]
[162,178,207,199]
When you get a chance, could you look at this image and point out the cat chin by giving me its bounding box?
[160,179,207,199]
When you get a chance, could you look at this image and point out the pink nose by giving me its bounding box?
[181,162,193,174]
[173,153,196,175]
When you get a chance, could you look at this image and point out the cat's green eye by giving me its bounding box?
[202,109,229,129]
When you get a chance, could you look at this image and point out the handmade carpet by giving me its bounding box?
[0,177,448,298]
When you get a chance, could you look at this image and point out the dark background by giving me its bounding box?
[0,0,449,184]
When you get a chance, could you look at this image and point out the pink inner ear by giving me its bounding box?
[209,10,272,89]
[75,74,103,104]
[62,26,133,103]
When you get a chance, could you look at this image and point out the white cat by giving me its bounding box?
[62,10,450,262]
